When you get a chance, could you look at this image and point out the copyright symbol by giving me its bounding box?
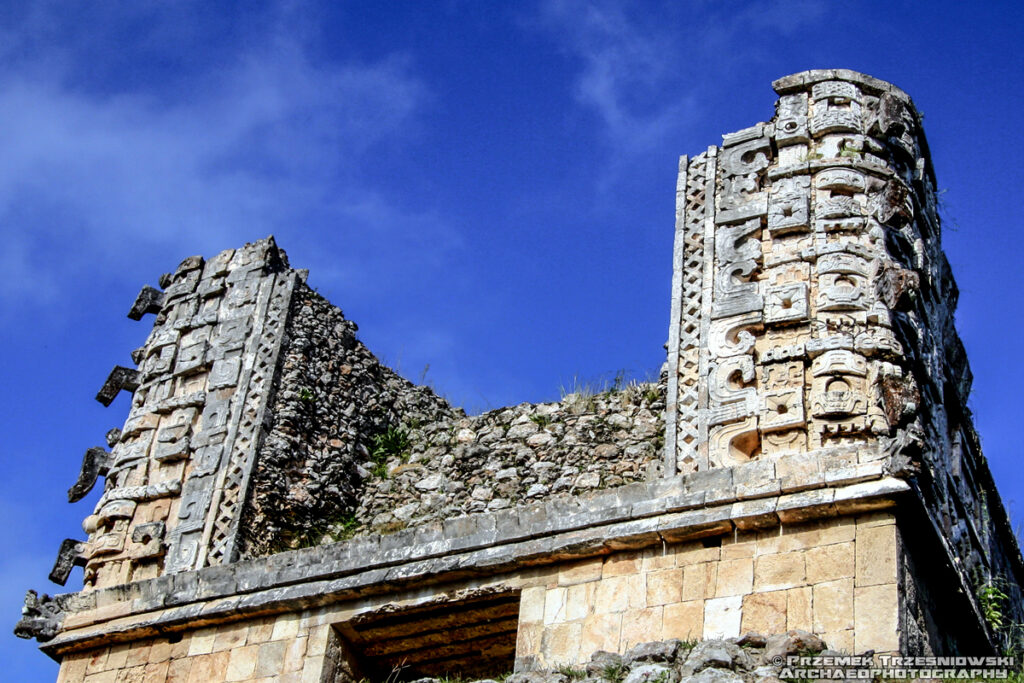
[772,656,784,666]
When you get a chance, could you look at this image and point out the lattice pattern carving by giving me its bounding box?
[675,153,707,473]
[206,272,295,566]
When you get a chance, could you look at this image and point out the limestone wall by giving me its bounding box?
[55,613,331,683]
[516,512,899,669]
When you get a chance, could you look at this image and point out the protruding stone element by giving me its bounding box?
[126,285,165,320]
[48,539,86,586]
[95,366,140,406]
[129,521,166,559]
[67,446,112,502]
[104,428,122,448]
[13,591,63,642]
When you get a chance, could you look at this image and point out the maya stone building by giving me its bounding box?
[16,69,1024,681]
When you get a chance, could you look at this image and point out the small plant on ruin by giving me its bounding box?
[370,425,411,477]
[299,387,314,402]
[557,664,587,680]
[979,579,1010,632]
[330,513,360,541]
[529,414,551,428]
[674,638,698,656]
[602,662,628,683]
[644,387,660,405]
[560,375,598,414]
[838,140,862,158]
[603,369,627,397]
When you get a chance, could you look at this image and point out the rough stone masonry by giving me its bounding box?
[16,69,1024,682]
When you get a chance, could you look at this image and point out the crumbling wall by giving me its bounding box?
[239,282,460,555]
[347,380,665,537]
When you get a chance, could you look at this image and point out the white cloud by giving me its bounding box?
[0,5,459,312]
[533,0,830,166]
[537,0,696,157]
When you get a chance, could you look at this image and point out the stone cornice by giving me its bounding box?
[41,458,908,657]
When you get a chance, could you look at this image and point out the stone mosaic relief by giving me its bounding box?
[61,238,296,588]
[671,73,919,472]
[668,70,1021,612]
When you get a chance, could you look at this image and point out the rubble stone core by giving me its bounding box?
[16,70,1024,681]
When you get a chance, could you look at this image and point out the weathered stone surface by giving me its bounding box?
[14,591,64,642]
[17,71,1024,681]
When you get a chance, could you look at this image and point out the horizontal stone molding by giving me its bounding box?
[41,467,910,656]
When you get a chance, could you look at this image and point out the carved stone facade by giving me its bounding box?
[664,72,1018,646]
[16,71,1024,680]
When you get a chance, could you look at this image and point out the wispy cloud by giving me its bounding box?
[0,2,458,311]
[536,0,696,157]
[533,0,829,166]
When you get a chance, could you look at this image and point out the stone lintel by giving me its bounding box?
[40,474,910,655]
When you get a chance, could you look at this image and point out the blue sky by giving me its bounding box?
[2,1,1022,677]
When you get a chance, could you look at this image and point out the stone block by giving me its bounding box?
[125,643,151,668]
[541,622,582,666]
[301,657,326,683]
[226,644,259,681]
[804,541,854,584]
[821,629,854,654]
[786,586,813,631]
[720,536,755,560]
[166,657,191,683]
[247,618,275,644]
[682,562,717,601]
[566,582,596,621]
[581,613,622,655]
[703,596,742,639]
[715,558,754,597]
[855,523,897,586]
[516,622,543,659]
[255,640,287,677]
[148,639,171,664]
[142,661,170,683]
[742,591,787,635]
[104,643,131,670]
[306,625,330,657]
[620,606,664,651]
[854,583,899,653]
[675,543,721,566]
[544,586,568,624]
[663,600,704,641]
[186,627,217,656]
[186,652,230,683]
[754,552,805,592]
[812,578,854,633]
[641,547,676,572]
[57,654,89,683]
[603,551,641,577]
[212,623,248,652]
[520,585,547,624]
[283,636,308,672]
[594,576,631,615]
[558,558,603,586]
[646,569,683,606]
[271,613,301,641]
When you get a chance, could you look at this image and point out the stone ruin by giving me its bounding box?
[15,69,1024,681]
